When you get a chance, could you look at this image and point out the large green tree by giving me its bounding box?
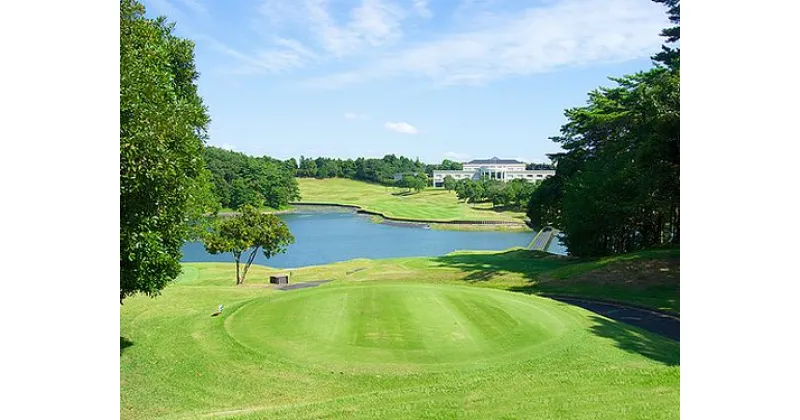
[526,0,679,256]
[652,0,680,69]
[202,205,295,285]
[120,0,216,303]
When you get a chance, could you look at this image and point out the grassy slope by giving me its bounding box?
[121,249,679,419]
[532,248,680,312]
[296,178,528,223]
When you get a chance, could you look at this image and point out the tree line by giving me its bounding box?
[443,177,540,210]
[294,155,462,185]
[204,146,299,210]
[526,0,680,257]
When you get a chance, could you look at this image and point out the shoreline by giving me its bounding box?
[290,202,533,231]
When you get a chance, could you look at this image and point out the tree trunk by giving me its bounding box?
[240,247,260,285]
[233,252,242,285]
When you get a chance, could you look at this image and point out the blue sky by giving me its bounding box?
[142,0,669,164]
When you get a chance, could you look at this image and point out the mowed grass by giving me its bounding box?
[228,284,570,373]
[121,250,680,419]
[296,178,528,223]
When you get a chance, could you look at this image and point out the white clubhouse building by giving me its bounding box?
[432,157,555,188]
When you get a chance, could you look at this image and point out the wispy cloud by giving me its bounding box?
[304,0,406,57]
[412,0,432,19]
[385,121,419,134]
[206,0,410,75]
[344,112,369,120]
[197,34,318,75]
[306,0,668,88]
[199,0,668,87]
[444,151,471,161]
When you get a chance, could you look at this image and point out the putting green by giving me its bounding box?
[226,283,583,373]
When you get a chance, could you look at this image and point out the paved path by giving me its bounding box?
[277,280,332,291]
[546,296,680,342]
[528,228,554,251]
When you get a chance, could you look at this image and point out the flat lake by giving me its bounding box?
[182,209,566,268]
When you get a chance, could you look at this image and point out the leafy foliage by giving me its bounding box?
[527,0,679,256]
[202,205,295,284]
[455,178,540,209]
[295,155,459,186]
[442,175,457,191]
[652,0,680,69]
[120,0,217,302]
[426,159,464,172]
[203,146,300,210]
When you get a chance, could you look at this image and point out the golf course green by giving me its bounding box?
[227,284,575,373]
[121,250,679,419]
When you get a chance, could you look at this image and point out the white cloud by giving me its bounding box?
[412,0,432,19]
[304,0,406,57]
[204,0,668,85]
[444,151,471,161]
[384,121,419,134]
[305,0,669,88]
[344,112,369,120]
[198,34,318,75]
[207,0,411,75]
[217,143,237,151]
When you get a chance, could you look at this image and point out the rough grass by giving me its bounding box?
[296,178,528,223]
[530,248,680,313]
[121,249,679,419]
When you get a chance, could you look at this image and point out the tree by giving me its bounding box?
[523,0,679,256]
[400,174,416,192]
[284,158,298,173]
[470,182,485,205]
[120,0,217,303]
[455,178,474,202]
[443,175,456,191]
[413,173,428,192]
[298,156,318,177]
[230,178,261,209]
[202,205,295,285]
[479,179,503,207]
[652,0,680,69]
[440,159,463,170]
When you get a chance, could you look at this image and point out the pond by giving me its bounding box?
[182,208,566,268]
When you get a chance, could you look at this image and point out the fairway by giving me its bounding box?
[227,284,574,373]
[296,178,528,223]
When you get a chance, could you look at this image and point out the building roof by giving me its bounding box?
[465,157,523,165]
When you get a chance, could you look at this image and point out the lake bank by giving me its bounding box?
[184,210,540,268]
